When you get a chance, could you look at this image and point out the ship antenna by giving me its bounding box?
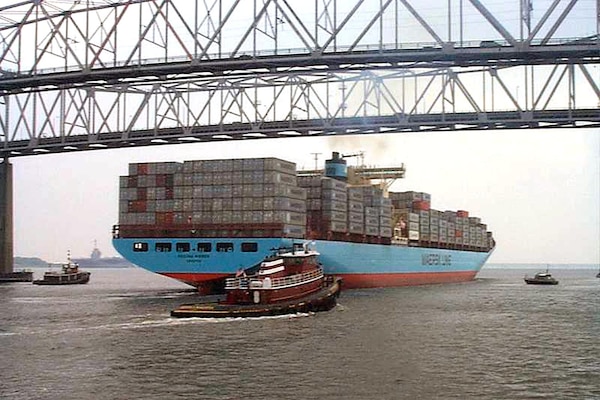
[310,152,321,170]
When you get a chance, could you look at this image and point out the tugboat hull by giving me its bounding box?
[171,277,342,318]
[524,278,558,285]
[33,272,90,285]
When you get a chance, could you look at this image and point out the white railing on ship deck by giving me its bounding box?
[225,267,323,290]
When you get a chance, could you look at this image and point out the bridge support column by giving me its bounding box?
[0,159,13,275]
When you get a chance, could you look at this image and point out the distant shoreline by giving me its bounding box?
[14,256,135,269]
[485,263,600,269]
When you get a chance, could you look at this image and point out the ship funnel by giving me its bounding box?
[325,152,347,181]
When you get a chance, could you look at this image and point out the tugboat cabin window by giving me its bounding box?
[197,243,212,253]
[155,243,172,252]
[241,242,258,252]
[133,242,148,252]
[216,242,234,253]
[176,242,190,252]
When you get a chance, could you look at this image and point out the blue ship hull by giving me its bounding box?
[112,237,493,290]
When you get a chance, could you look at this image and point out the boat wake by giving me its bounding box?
[0,312,315,338]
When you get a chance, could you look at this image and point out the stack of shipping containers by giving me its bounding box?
[118,158,492,252]
[389,191,492,251]
[119,158,307,238]
[298,178,393,242]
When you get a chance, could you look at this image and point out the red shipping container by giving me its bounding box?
[156,174,166,187]
[457,210,469,217]
[137,163,149,175]
[412,200,430,211]
[137,188,147,200]
[155,212,174,225]
[455,230,463,238]
[128,200,147,212]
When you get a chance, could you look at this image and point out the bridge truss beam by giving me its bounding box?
[1,62,598,157]
[0,0,598,90]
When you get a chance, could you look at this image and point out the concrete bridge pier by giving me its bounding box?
[0,159,13,275]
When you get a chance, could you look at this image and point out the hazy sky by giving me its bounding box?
[11,128,600,264]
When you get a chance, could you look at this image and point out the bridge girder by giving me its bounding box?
[0,0,598,157]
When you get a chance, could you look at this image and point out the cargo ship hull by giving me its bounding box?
[112,237,492,290]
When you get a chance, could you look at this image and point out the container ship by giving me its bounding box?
[112,152,495,294]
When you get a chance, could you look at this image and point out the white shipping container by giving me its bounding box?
[348,201,364,213]
[272,184,307,200]
[274,198,306,212]
[379,206,392,217]
[380,216,392,228]
[307,199,321,210]
[365,226,379,236]
[348,212,364,224]
[252,198,263,210]
[119,176,129,188]
[322,200,347,212]
[321,177,348,192]
[322,209,348,222]
[365,207,379,217]
[282,224,306,239]
[251,184,264,198]
[380,227,393,238]
[365,216,379,226]
[322,189,348,202]
[231,212,243,223]
[173,200,183,212]
[327,221,348,233]
[119,188,138,201]
[408,230,420,240]
[348,223,364,234]
[347,188,364,201]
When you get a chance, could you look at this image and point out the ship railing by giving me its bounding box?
[270,267,323,289]
[225,277,250,290]
[225,267,323,290]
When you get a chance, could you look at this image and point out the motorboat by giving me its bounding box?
[524,269,558,285]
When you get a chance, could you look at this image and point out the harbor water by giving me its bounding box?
[1,266,599,400]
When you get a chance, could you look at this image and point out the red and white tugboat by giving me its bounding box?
[171,243,342,318]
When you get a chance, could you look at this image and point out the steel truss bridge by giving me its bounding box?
[0,0,598,159]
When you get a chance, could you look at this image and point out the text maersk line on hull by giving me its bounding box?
[112,152,494,294]
[422,254,452,266]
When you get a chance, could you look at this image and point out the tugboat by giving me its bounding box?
[524,268,559,285]
[171,243,342,318]
[33,252,91,285]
